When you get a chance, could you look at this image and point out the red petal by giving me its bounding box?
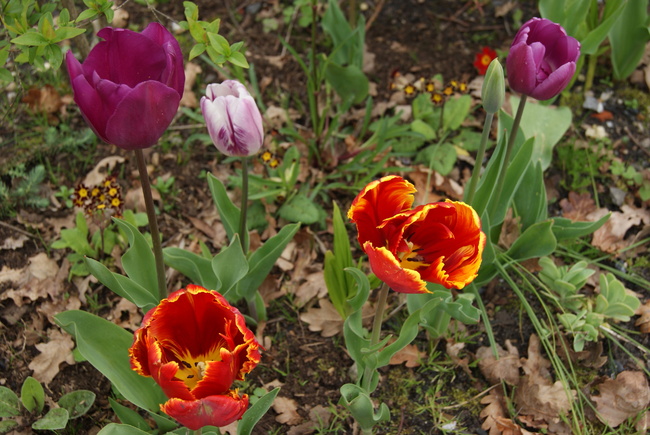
[348,176,416,249]
[364,243,429,294]
[161,392,249,430]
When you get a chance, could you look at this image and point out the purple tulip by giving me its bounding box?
[201,81,264,157]
[66,23,184,150]
[506,18,580,100]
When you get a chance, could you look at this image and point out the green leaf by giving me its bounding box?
[579,0,625,54]
[236,223,300,301]
[0,420,18,433]
[595,273,640,321]
[55,311,167,412]
[112,219,158,300]
[207,173,240,243]
[31,408,68,430]
[501,96,571,170]
[324,63,368,105]
[339,384,390,431]
[85,257,158,310]
[11,32,49,47]
[237,387,280,435]
[108,398,151,430]
[189,43,206,60]
[551,214,609,241]
[228,50,249,69]
[0,386,21,417]
[410,119,436,140]
[75,9,98,22]
[324,202,356,318]
[21,376,44,413]
[278,193,320,224]
[443,95,471,131]
[609,0,649,79]
[417,143,457,176]
[53,26,86,43]
[163,247,219,290]
[212,235,249,296]
[98,423,152,435]
[513,162,547,231]
[505,220,556,261]
[57,390,95,419]
[207,32,231,54]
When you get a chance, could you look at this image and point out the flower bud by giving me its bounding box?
[481,59,505,114]
[201,81,264,157]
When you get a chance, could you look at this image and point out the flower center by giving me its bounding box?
[175,347,223,390]
[481,54,492,66]
[399,241,430,270]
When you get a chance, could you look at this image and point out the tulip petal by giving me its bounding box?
[191,351,237,398]
[506,43,537,96]
[141,22,185,96]
[68,72,110,143]
[529,62,576,101]
[348,176,416,248]
[87,27,167,88]
[364,243,429,294]
[547,36,580,69]
[227,96,264,156]
[103,81,181,149]
[161,392,249,430]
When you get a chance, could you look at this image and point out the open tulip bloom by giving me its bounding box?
[201,81,264,157]
[506,17,580,101]
[66,23,185,150]
[348,176,486,293]
[129,285,261,429]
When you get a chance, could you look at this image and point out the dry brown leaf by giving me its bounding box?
[515,376,574,423]
[477,340,521,385]
[83,156,126,187]
[520,334,551,383]
[480,388,509,435]
[287,404,332,435]
[0,253,64,307]
[294,270,327,308]
[28,329,75,385]
[180,62,201,108]
[22,84,63,115]
[592,371,650,428]
[0,234,28,250]
[635,299,650,333]
[589,205,650,253]
[111,7,129,27]
[389,343,425,367]
[635,410,650,433]
[446,340,471,375]
[107,298,142,331]
[498,209,520,250]
[272,396,302,425]
[299,299,343,337]
[559,191,597,221]
[555,335,607,368]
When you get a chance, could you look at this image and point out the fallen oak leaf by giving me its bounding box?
[28,328,75,385]
[389,343,425,368]
[588,205,650,253]
[299,298,343,337]
[592,371,650,428]
[272,396,302,425]
[477,340,521,385]
[635,299,650,334]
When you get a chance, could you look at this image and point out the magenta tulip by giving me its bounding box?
[506,18,580,100]
[66,23,184,150]
[201,81,264,157]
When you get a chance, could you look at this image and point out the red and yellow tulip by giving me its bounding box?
[129,285,261,429]
[348,176,486,293]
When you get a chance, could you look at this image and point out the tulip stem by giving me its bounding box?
[135,149,167,300]
[465,112,494,205]
[239,157,249,254]
[362,282,390,391]
[489,94,527,217]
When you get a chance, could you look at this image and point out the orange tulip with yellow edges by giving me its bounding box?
[129,285,261,429]
[348,176,486,293]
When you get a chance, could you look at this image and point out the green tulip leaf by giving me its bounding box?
[325,63,369,105]
[98,423,152,435]
[108,398,151,431]
[551,214,609,241]
[164,247,219,290]
[55,311,167,412]
[207,173,241,243]
[609,0,649,79]
[113,219,158,301]
[513,161,548,231]
[213,235,249,296]
[237,387,281,435]
[506,220,557,261]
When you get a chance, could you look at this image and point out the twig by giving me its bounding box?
[0,220,38,239]
[365,0,386,32]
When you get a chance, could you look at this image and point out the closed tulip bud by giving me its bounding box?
[506,17,580,100]
[66,23,185,150]
[481,59,505,114]
[201,81,264,157]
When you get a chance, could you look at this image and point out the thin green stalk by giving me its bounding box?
[488,94,527,217]
[584,53,597,93]
[465,112,494,205]
[239,157,249,254]
[467,283,498,358]
[135,149,167,300]
[362,282,390,391]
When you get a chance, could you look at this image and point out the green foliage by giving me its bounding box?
[179,1,249,68]
[539,257,641,351]
[51,211,148,279]
[324,201,357,318]
[0,377,95,432]
[0,164,50,218]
